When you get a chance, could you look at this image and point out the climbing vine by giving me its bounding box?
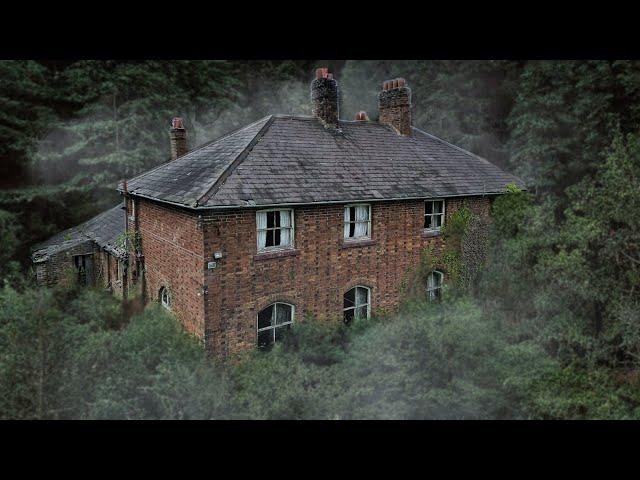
[116,230,141,253]
[401,203,491,303]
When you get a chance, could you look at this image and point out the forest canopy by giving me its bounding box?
[1,60,640,419]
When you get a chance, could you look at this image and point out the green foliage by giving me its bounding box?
[440,207,472,287]
[3,60,640,419]
[0,209,21,282]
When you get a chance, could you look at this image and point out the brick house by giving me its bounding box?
[32,204,128,298]
[34,68,524,357]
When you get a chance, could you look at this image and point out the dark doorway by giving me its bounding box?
[74,254,94,286]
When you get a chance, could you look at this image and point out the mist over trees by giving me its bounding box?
[1,60,640,419]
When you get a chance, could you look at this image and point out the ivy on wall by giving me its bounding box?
[400,203,491,303]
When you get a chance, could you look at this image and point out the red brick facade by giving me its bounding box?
[133,198,206,338]
[129,195,491,357]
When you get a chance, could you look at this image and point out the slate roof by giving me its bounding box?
[121,115,525,209]
[32,205,126,262]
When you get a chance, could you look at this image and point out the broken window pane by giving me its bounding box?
[258,305,274,330]
[343,308,354,324]
[275,324,291,342]
[344,288,356,308]
[258,329,273,348]
[424,200,445,230]
[276,304,292,325]
[257,303,294,348]
[356,287,368,306]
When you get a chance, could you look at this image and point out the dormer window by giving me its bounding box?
[344,204,371,240]
[256,209,294,251]
[424,200,445,231]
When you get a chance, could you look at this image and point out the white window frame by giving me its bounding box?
[256,302,295,347]
[424,199,445,231]
[160,287,171,310]
[343,285,371,322]
[426,270,444,301]
[256,208,295,252]
[343,203,372,240]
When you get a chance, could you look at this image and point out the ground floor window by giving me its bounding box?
[426,271,444,300]
[343,286,370,323]
[160,287,171,310]
[257,302,294,348]
[73,254,94,286]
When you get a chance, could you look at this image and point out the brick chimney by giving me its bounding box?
[378,78,412,136]
[311,67,339,128]
[169,117,187,160]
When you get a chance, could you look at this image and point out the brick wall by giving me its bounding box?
[35,242,126,297]
[35,241,99,287]
[93,250,126,299]
[200,196,491,357]
[133,198,205,338]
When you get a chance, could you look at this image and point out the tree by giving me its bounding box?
[0,61,56,188]
[507,60,640,194]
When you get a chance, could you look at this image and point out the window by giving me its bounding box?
[257,303,294,348]
[426,271,444,301]
[424,200,445,230]
[344,204,371,240]
[116,260,122,281]
[256,209,294,251]
[160,287,171,310]
[73,254,94,286]
[343,286,370,323]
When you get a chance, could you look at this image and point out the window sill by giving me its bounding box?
[253,248,299,262]
[422,229,441,238]
[341,238,377,249]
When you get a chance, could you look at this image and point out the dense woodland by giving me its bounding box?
[1,60,640,419]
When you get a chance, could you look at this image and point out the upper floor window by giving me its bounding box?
[160,287,171,310]
[426,271,444,301]
[424,200,445,231]
[257,302,294,348]
[343,286,370,323]
[344,204,371,240]
[257,209,294,251]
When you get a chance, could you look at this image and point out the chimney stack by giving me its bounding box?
[311,67,339,128]
[169,117,187,160]
[378,77,411,136]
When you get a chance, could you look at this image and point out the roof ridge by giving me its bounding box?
[410,125,492,165]
[196,115,275,207]
[122,115,274,191]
